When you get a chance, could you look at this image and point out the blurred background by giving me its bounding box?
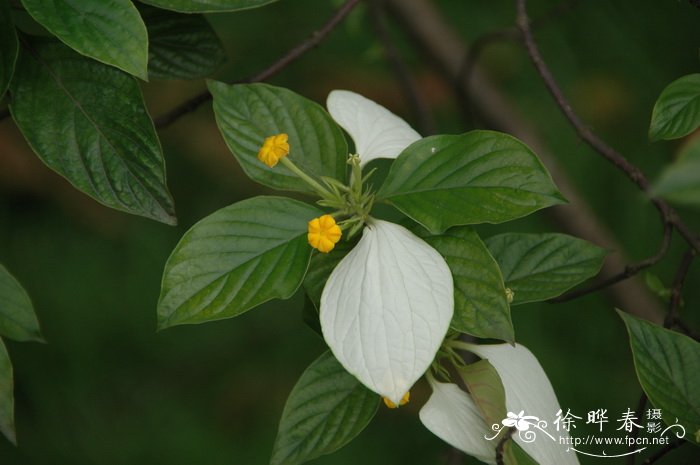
[0,0,699,463]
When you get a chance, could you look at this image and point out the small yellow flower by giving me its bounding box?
[308,215,342,253]
[257,133,289,167]
[383,391,410,409]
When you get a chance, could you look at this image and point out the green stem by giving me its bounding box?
[280,157,334,199]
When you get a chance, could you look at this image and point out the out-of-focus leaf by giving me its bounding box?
[0,0,17,97]
[20,0,148,79]
[485,233,606,304]
[378,131,565,233]
[158,196,321,329]
[651,136,700,207]
[209,82,348,194]
[0,264,42,343]
[139,4,225,80]
[0,339,14,445]
[619,311,700,445]
[140,0,279,14]
[10,41,176,225]
[650,74,700,141]
[270,351,379,465]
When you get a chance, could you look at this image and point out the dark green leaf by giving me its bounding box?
[649,74,700,141]
[485,233,606,304]
[422,226,513,341]
[618,311,700,445]
[0,339,14,445]
[20,0,148,80]
[139,4,226,80]
[302,240,356,311]
[651,136,700,207]
[158,196,321,329]
[208,82,347,194]
[270,351,379,465]
[140,0,279,13]
[0,264,42,343]
[301,295,322,338]
[378,131,565,233]
[10,41,176,225]
[457,359,506,428]
[0,0,17,97]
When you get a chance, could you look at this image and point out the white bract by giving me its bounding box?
[320,91,453,404]
[327,90,421,166]
[420,343,580,465]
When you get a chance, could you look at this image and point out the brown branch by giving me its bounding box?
[640,438,685,465]
[665,248,696,328]
[496,427,515,465]
[552,222,672,302]
[154,0,362,129]
[627,393,648,465]
[515,0,700,255]
[369,0,436,135]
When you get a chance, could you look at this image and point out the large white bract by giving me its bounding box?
[320,91,453,404]
[419,343,580,465]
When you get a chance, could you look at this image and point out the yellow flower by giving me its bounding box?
[308,215,342,253]
[257,133,289,167]
[383,391,410,409]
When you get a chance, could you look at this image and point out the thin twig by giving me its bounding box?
[665,248,696,328]
[515,0,700,254]
[456,0,580,120]
[640,438,685,465]
[627,393,648,465]
[368,0,435,135]
[552,223,673,302]
[495,427,515,465]
[154,0,362,129]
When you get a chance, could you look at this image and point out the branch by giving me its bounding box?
[154,0,362,129]
[626,393,648,465]
[369,0,436,135]
[665,248,696,328]
[495,427,516,465]
[552,222,672,302]
[640,438,685,465]
[515,0,700,254]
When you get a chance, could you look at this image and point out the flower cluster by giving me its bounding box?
[256,90,578,464]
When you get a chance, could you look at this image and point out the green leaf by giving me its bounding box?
[485,233,606,305]
[457,359,506,428]
[19,0,148,80]
[0,264,42,343]
[139,4,226,80]
[0,0,17,98]
[208,82,347,194]
[158,196,321,329]
[618,311,700,445]
[140,0,279,13]
[0,339,14,445]
[302,240,356,311]
[651,136,700,207]
[650,74,700,141]
[421,226,513,342]
[270,351,379,465]
[10,40,176,225]
[378,131,565,233]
